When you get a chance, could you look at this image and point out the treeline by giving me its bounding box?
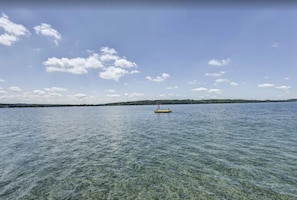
[0,103,100,108]
[1,99,297,108]
[101,99,297,106]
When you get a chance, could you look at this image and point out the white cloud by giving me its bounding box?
[0,33,18,46]
[74,93,87,98]
[0,87,7,95]
[48,92,62,97]
[44,87,67,92]
[44,54,103,74]
[100,54,119,62]
[99,67,128,81]
[34,23,61,46]
[0,13,30,46]
[115,58,137,68]
[146,73,170,82]
[44,87,67,96]
[101,46,117,55]
[275,86,291,90]
[9,86,22,92]
[192,87,208,92]
[205,71,226,77]
[230,82,239,86]
[44,46,138,81]
[192,87,221,94]
[258,83,275,88]
[33,87,67,97]
[0,78,5,82]
[208,58,231,66]
[215,79,229,83]
[107,94,121,97]
[285,77,290,80]
[130,70,139,74]
[33,90,46,95]
[208,89,222,94]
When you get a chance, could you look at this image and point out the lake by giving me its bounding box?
[0,103,297,199]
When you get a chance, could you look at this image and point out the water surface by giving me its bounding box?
[0,103,297,199]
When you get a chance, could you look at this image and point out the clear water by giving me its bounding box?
[0,103,297,199]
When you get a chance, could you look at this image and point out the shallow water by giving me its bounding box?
[0,103,297,199]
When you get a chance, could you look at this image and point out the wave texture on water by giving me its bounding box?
[0,103,297,199]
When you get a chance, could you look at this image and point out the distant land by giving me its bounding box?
[1,99,297,108]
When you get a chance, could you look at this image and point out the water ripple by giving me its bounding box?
[0,103,297,199]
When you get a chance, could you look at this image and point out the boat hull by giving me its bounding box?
[154,109,172,113]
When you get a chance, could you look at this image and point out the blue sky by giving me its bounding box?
[0,4,296,104]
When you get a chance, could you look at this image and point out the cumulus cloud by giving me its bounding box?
[275,85,291,90]
[230,82,239,86]
[192,87,221,94]
[192,87,208,92]
[74,93,87,98]
[45,87,67,96]
[146,73,170,82]
[205,71,226,77]
[130,70,139,74]
[0,87,7,95]
[44,46,138,81]
[0,13,30,46]
[0,78,5,82]
[34,23,61,46]
[258,83,275,88]
[44,87,67,92]
[208,58,231,66]
[0,90,7,95]
[107,94,121,97]
[0,33,18,46]
[99,67,128,81]
[44,54,103,74]
[100,54,119,62]
[9,86,22,92]
[33,90,46,95]
[33,87,67,97]
[101,46,117,55]
[115,58,137,68]
[215,79,229,83]
[208,89,222,94]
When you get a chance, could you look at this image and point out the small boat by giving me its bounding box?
[154,104,172,113]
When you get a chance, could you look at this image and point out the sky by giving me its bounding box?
[0,2,297,104]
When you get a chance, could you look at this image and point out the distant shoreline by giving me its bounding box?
[1,99,297,108]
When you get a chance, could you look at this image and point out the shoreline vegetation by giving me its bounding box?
[1,99,297,108]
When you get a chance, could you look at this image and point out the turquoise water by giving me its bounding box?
[0,103,297,199]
